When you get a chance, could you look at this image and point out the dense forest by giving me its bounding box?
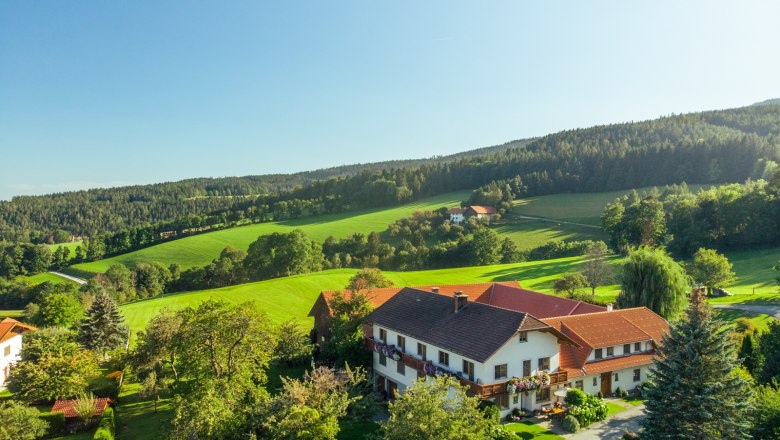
[1,104,779,251]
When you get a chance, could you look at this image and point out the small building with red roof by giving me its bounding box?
[0,317,36,389]
[51,397,111,424]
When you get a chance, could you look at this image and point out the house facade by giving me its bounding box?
[447,208,465,224]
[363,289,667,416]
[0,317,36,389]
[464,205,498,221]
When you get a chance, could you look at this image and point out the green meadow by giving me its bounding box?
[118,255,622,337]
[71,191,469,274]
[23,271,79,285]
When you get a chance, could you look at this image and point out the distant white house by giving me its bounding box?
[448,206,498,224]
[0,317,36,389]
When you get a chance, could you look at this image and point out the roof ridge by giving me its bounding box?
[542,306,644,321]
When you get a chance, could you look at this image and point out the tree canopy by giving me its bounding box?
[617,247,690,320]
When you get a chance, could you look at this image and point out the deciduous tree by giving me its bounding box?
[581,242,614,295]
[617,247,689,320]
[0,401,49,440]
[553,273,588,299]
[687,248,735,295]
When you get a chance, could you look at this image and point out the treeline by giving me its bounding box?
[602,175,780,256]
[2,104,779,247]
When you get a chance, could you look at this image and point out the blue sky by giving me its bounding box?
[1,1,779,200]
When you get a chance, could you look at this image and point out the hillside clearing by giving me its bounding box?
[71,191,469,274]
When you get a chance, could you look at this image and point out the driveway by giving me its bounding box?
[713,304,780,321]
[564,402,645,439]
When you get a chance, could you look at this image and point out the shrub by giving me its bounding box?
[490,426,519,440]
[479,400,501,423]
[39,412,66,438]
[567,393,609,427]
[92,407,115,440]
[74,392,98,423]
[597,391,604,399]
[562,414,580,433]
[615,386,623,397]
[565,388,587,406]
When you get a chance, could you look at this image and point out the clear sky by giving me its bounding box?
[1,1,779,200]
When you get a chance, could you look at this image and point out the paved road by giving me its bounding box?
[566,403,645,439]
[713,304,780,321]
[49,271,87,285]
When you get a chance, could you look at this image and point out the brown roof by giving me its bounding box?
[468,205,497,215]
[51,398,111,419]
[365,288,577,363]
[310,281,604,319]
[0,317,36,344]
[543,307,668,376]
[447,208,465,214]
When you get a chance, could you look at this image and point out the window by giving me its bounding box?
[397,361,405,375]
[595,348,603,359]
[518,331,528,342]
[3,345,10,357]
[439,351,449,366]
[379,328,387,343]
[417,343,427,361]
[379,353,386,366]
[592,377,598,387]
[523,360,531,377]
[606,347,614,357]
[635,342,642,352]
[496,394,509,409]
[513,395,519,404]
[633,369,641,382]
[463,360,475,381]
[575,380,583,390]
[397,335,406,353]
[624,344,631,355]
[536,388,550,402]
[614,373,619,382]
[538,357,550,371]
[495,364,508,380]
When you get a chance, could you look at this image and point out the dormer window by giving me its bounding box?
[635,342,642,352]
[518,331,528,343]
[606,347,614,357]
[595,348,603,359]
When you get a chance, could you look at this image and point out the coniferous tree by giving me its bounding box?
[641,291,753,439]
[78,291,128,355]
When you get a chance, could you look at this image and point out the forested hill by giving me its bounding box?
[2,103,780,242]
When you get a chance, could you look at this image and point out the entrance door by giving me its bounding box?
[388,380,398,400]
[376,374,386,397]
[600,372,612,396]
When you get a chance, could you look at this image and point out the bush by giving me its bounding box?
[39,412,66,439]
[615,386,622,396]
[565,388,587,406]
[479,400,501,424]
[597,391,604,399]
[567,393,609,427]
[562,414,580,433]
[490,426,519,440]
[92,407,115,440]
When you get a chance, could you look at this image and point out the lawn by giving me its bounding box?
[620,396,646,407]
[707,247,780,304]
[605,401,627,416]
[503,421,563,439]
[70,191,468,274]
[116,381,174,440]
[119,255,622,337]
[713,309,774,334]
[491,218,608,252]
[0,309,24,319]
[23,271,79,286]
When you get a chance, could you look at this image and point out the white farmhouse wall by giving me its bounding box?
[0,334,23,389]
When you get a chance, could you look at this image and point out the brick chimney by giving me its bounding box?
[431,287,440,294]
[454,291,468,312]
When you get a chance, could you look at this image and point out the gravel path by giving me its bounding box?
[713,304,780,321]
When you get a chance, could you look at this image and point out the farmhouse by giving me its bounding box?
[362,288,667,416]
[0,317,36,389]
[447,205,498,224]
[308,282,605,348]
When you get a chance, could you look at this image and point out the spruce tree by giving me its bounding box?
[641,291,753,439]
[78,291,128,355]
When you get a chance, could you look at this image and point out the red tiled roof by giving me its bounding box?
[579,352,656,375]
[447,208,465,214]
[468,205,497,215]
[51,398,111,419]
[0,317,36,344]
[474,284,606,319]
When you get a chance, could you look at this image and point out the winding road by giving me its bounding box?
[713,304,780,321]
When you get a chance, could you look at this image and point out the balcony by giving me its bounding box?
[366,338,568,398]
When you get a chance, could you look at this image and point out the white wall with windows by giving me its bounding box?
[0,334,23,389]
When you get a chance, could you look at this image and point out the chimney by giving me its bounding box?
[454,291,468,312]
[431,287,440,294]
[606,303,613,312]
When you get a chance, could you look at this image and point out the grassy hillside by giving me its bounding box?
[71,191,469,274]
[119,255,622,337]
[23,272,78,285]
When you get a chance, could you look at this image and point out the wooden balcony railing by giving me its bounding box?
[366,338,569,398]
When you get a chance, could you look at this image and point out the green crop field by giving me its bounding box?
[71,192,469,274]
[119,255,622,337]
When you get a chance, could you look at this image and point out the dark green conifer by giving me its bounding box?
[78,291,128,355]
[642,291,753,439]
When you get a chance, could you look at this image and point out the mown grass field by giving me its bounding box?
[71,192,469,274]
[23,271,78,285]
[119,255,622,337]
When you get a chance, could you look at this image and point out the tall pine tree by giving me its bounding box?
[78,291,128,355]
[642,290,753,439]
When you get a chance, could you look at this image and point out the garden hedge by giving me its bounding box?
[38,412,66,439]
[92,407,115,440]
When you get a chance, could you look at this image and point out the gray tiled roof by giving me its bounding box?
[365,287,551,363]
